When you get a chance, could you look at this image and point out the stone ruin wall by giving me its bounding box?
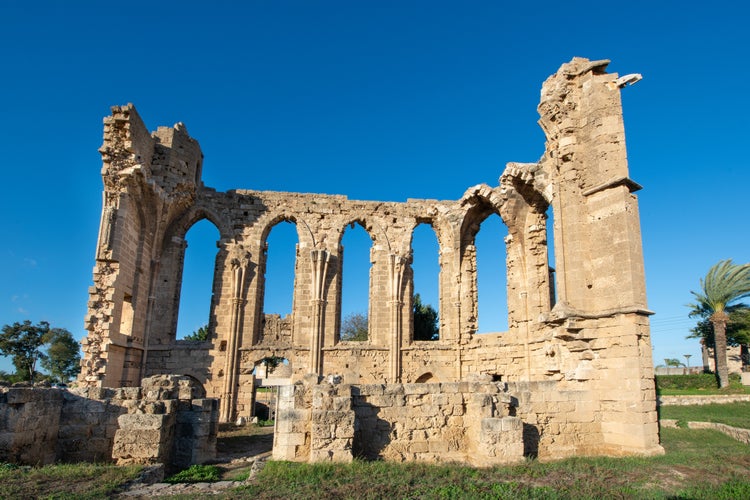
[0,375,217,470]
[274,377,525,466]
[78,57,663,461]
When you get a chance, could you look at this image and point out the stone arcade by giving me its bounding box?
[75,58,662,464]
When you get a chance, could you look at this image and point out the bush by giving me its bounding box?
[164,464,221,484]
[656,373,741,391]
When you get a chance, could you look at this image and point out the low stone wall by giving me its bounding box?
[273,376,525,466]
[660,418,750,444]
[0,375,218,469]
[686,421,750,444]
[57,387,129,463]
[273,375,665,464]
[0,387,63,464]
[658,394,750,406]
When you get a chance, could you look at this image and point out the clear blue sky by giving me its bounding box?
[1,1,748,373]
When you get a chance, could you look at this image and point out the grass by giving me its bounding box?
[2,428,748,499]
[165,464,221,483]
[230,425,750,499]
[0,462,142,499]
[2,404,748,498]
[660,401,750,429]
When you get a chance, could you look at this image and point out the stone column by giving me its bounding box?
[309,249,330,376]
[220,244,251,422]
[388,254,406,383]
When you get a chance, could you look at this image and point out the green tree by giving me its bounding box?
[341,312,368,341]
[413,293,439,341]
[689,305,750,370]
[663,358,684,368]
[0,320,52,383]
[689,259,750,387]
[0,369,22,383]
[184,324,209,342]
[40,328,81,383]
[259,355,285,373]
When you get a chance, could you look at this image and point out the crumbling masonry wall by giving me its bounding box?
[80,58,663,460]
[274,376,524,466]
[0,375,217,469]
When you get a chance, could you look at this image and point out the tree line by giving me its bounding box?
[0,320,81,384]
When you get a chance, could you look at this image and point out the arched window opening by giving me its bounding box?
[252,356,291,422]
[252,356,292,379]
[546,205,557,308]
[176,219,220,340]
[475,214,509,333]
[262,220,298,319]
[340,222,372,341]
[412,223,440,340]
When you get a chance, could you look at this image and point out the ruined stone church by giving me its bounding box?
[79,58,663,463]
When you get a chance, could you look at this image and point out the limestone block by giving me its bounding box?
[409,441,429,453]
[402,384,431,395]
[118,412,174,430]
[429,440,449,453]
[274,443,305,461]
[114,428,166,446]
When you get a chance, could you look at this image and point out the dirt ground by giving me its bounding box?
[212,423,274,480]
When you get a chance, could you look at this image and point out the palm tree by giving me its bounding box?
[690,259,750,387]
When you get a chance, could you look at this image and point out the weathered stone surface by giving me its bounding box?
[78,58,662,462]
[0,375,218,469]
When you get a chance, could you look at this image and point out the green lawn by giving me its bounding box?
[231,425,750,499]
[0,462,143,499]
[660,401,750,429]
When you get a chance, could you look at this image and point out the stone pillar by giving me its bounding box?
[173,398,219,468]
[113,411,176,467]
[310,249,330,376]
[388,254,407,383]
[273,381,314,461]
[464,381,524,466]
[310,382,355,462]
[220,244,251,422]
[536,58,661,456]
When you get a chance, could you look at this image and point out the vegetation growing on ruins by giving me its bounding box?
[689,259,750,387]
[0,320,80,383]
[165,464,221,483]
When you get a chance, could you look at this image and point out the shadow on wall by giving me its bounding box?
[0,387,125,465]
[523,423,540,458]
[352,401,392,460]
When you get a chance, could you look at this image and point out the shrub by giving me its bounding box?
[656,373,742,391]
[164,464,221,484]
